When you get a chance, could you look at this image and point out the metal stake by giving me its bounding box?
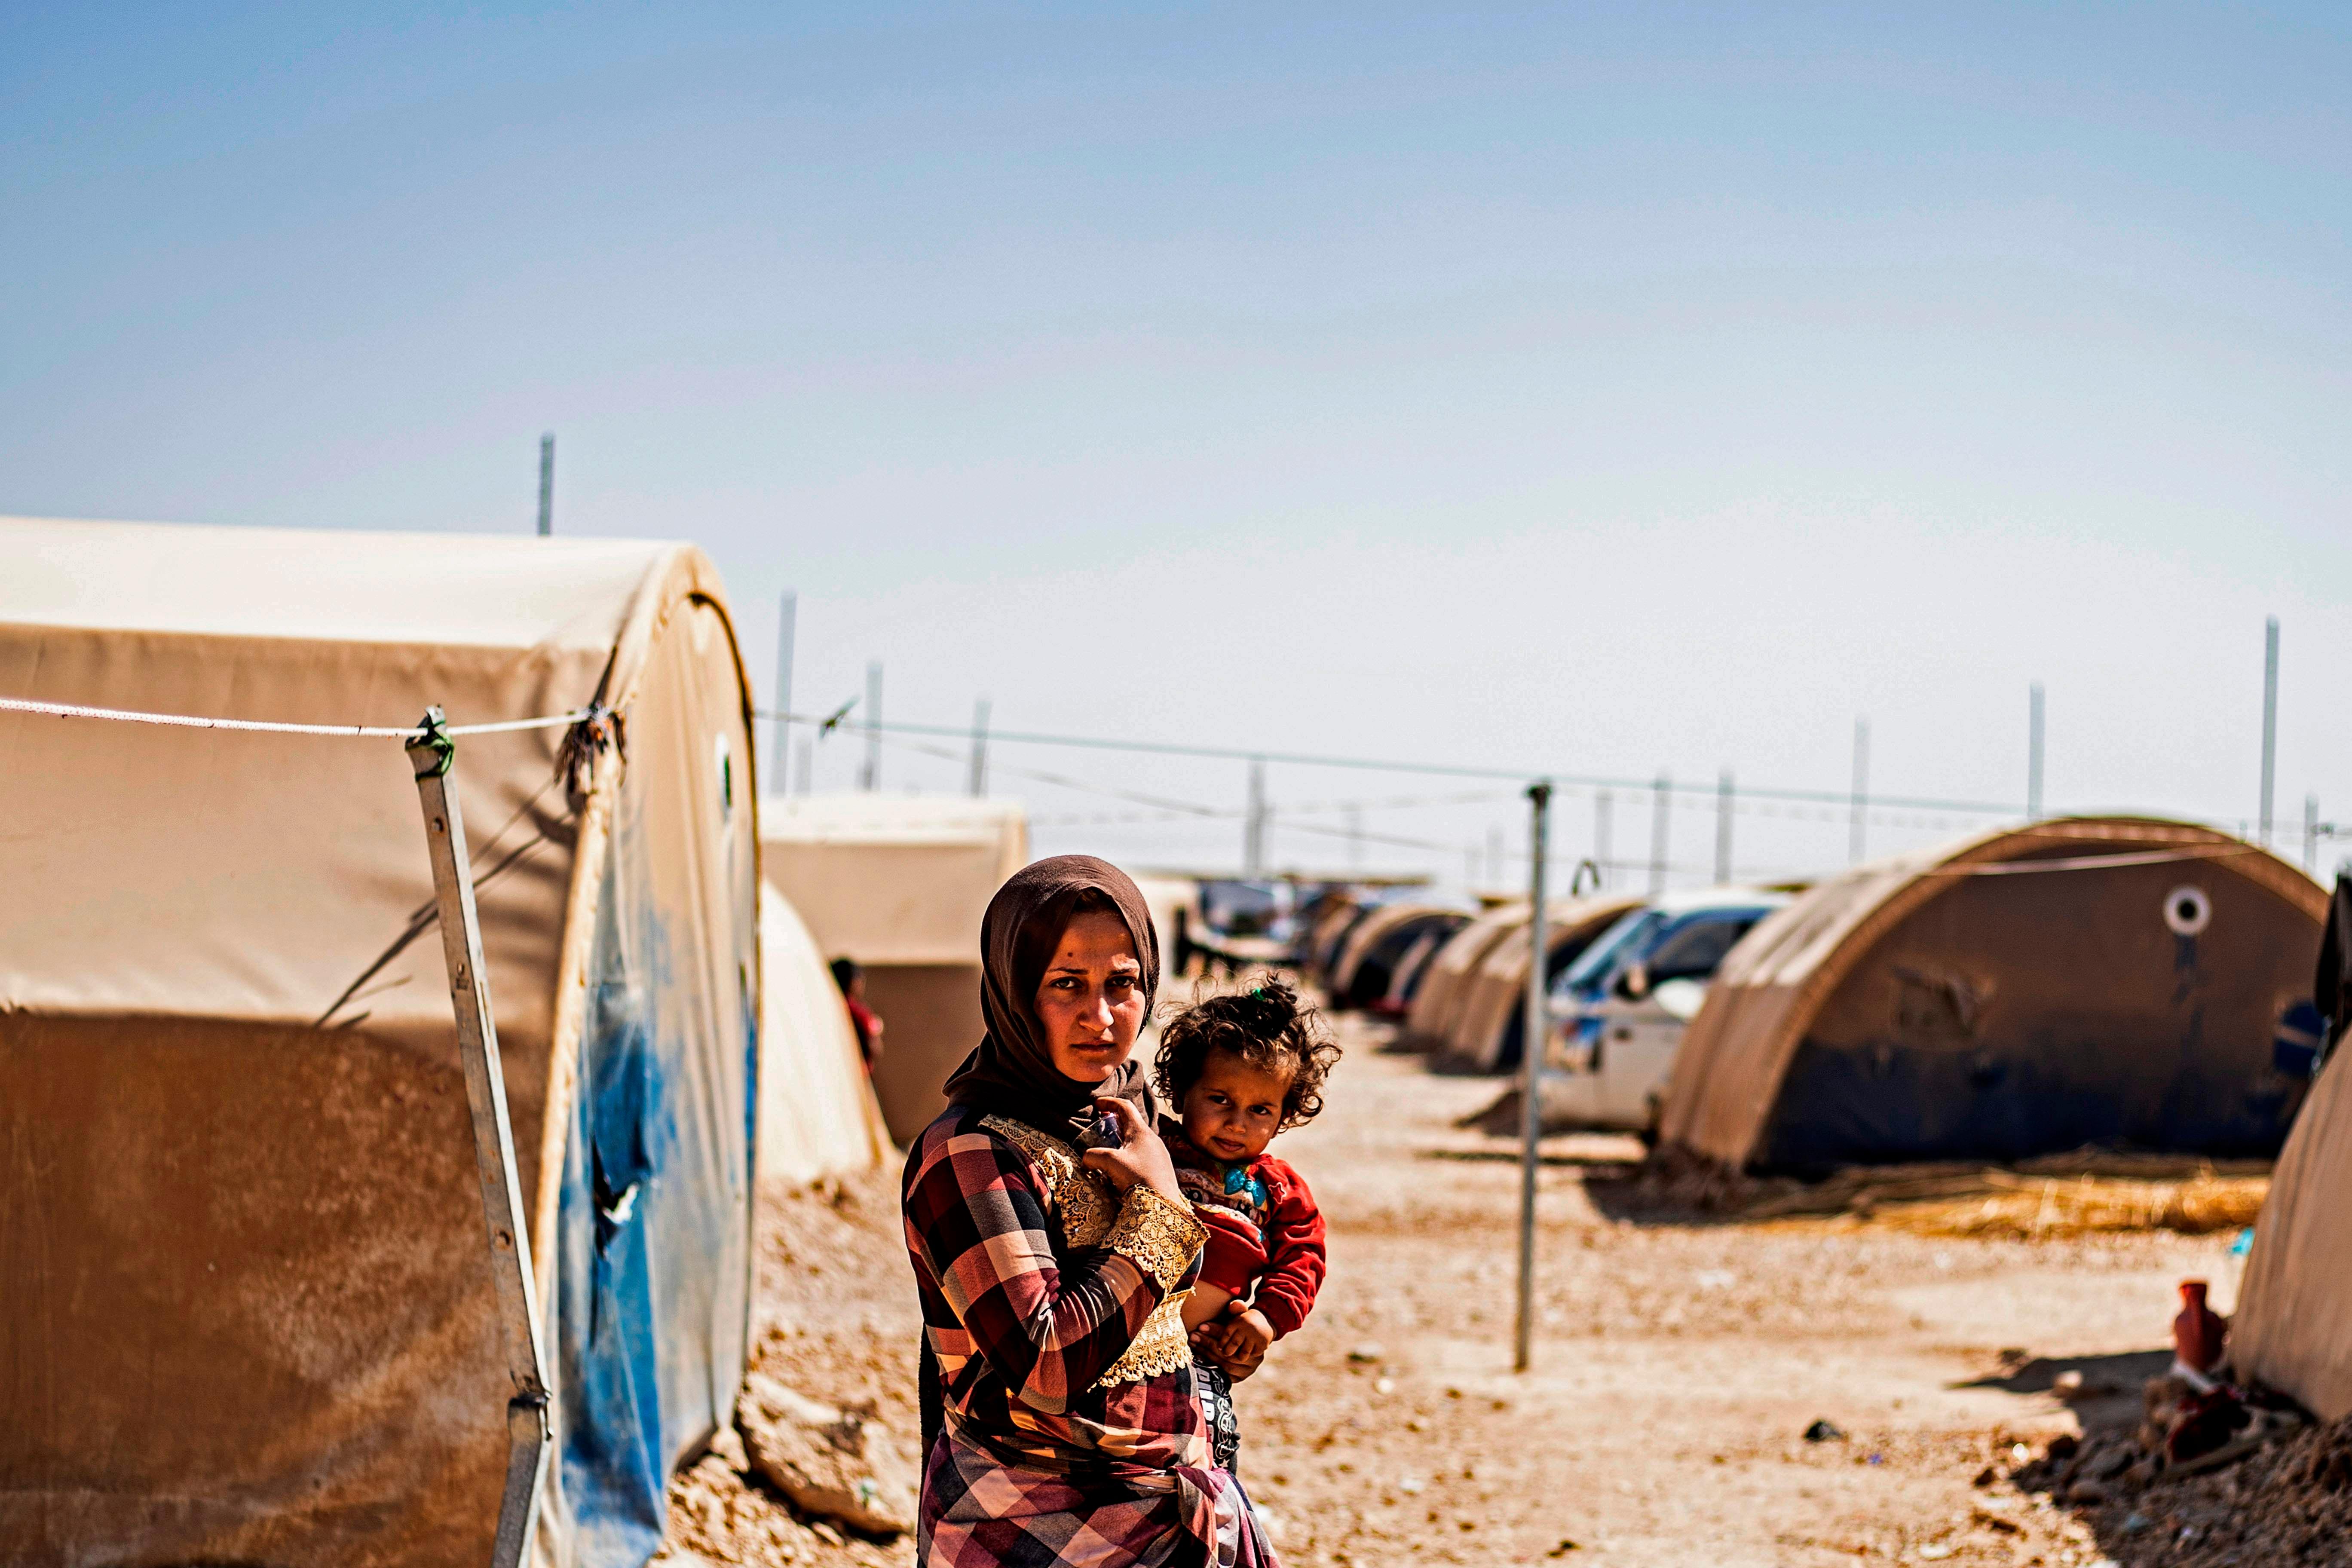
[407,710,552,1568]
[535,435,554,537]
[1515,780,1552,1373]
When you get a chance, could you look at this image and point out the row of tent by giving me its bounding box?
[0,518,897,1568]
[1303,814,2352,1429]
[1310,817,2331,1170]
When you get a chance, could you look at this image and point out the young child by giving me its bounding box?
[1153,976,1341,1471]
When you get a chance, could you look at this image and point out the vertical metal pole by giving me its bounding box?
[2027,683,2045,821]
[1244,759,1267,874]
[1714,769,1733,885]
[2261,617,2280,846]
[794,736,813,796]
[1849,718,1871,864]
[861,661,883,792]
[1514,781,1552,1373]
[1593,790,1612,891]
[968,697,991,797]
[406,711,551,1568]
[772,591,796,790]
[1647,773,1670,896]
[2306,794,2320,876]
[535,435,554,537]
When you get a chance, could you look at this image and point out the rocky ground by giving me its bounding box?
[659,1011,2276,1567]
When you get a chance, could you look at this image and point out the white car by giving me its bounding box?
[1538,887,1791,1136]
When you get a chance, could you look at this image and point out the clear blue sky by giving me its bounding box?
[7,4,2349,884]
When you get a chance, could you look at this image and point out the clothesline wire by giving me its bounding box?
[756,706,2029,817]
[0,695,592,739]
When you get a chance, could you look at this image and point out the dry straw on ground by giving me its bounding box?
[1637,1145,2270,1240]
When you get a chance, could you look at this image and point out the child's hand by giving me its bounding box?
[1202,1304,1276,1381]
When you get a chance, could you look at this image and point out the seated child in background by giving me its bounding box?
[1152,976,1341,1472]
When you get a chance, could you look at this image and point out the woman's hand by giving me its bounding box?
[1078,1096,1185,1208]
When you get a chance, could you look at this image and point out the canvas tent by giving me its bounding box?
[1446,896,1647,1071]
[757,884,893,1183]
[1659,817,2325,1174]
[1328,904,1470,1010]
[759,794,1028,1142]
[0,517,761,1567]
[1402,903,1527,1050]
[2227,873,2352,1420]
[1130,874,1203,980]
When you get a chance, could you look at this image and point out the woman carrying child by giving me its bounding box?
[1153,978,1339,1472]
[900,856,1280,1567]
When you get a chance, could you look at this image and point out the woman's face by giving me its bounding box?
[1033,909,1147,1084]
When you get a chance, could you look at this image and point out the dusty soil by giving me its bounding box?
[663,1012,2263,1566]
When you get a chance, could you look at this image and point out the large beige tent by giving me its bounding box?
[760,794,1028,1142]
[1447,896,1647,1072]
[758,884,893,1183]
[0,516,762,1566]
[2234,1045,2352,1419]
[1327,903,1469,1010]
[1660,818,2324,1173]
[1402,903,1527,1050]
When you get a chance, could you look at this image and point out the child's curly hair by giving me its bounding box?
[1153,974,1342,1130]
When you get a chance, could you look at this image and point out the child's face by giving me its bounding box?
[1179,1047,1295,1164]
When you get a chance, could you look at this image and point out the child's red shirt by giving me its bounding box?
[1164,1126,1327,1339]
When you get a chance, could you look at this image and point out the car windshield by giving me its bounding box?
[1200,880,1290,937]
[1554,908,1667,998]
[1643,908,1775,983]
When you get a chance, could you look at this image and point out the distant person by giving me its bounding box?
[1154,974,1338,1475]
[830,956,883,1072]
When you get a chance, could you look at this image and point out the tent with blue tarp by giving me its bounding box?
[0,516,759,1567]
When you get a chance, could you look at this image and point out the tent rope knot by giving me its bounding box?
[409,708,456,779]
[558,701,624,810]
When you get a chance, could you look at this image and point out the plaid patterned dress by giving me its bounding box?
[903,1106,1281,1568]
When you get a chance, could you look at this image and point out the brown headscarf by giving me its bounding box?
[941,854,1162,1139]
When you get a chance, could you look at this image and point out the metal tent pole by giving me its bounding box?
[1592,790,1611,891]
[1849,719,1871,864]
[1714,769,1733,885]
[407,710,553,1568]
[773,591,796,789]
[968,698,991,797]
[861,662,884,791]
[535,435,554,537]
[1514,780,1552,1373]
[1647,773,1670,896]
[2261,617,2279,845]
[2027,683,2045,821]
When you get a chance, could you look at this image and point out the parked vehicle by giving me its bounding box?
[1540,887,1791,1136]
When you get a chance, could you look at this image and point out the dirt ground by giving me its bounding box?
[663,1011,2261,1567]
